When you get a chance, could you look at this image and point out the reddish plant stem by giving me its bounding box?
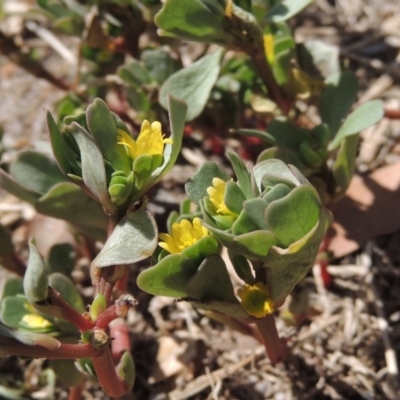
[114,269,130,295]
[255,314,284,364]
[68,385,84,400]
[90,347,129,398]
[249,50,291,115]
[48,288,94,332]
[384,108,400,120]
[316,234,333,288]
[95,294,136,330]
[0,254,26,277]
[0,341,100,359]
[110,320,131,363]
[95,304,121,330]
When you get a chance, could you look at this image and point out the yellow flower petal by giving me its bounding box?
[207,178,238,217]
[117,121,172,160]
[237,282,274,318]
[263,34,275,64]
[159,217,209,254]
[117,129,137,159]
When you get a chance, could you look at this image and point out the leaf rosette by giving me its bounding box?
[46,96,187,214]
[186,155,332,306]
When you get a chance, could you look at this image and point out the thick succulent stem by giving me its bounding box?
[0,340,100,359]
[91,347,130,398]
[255,313,284,364]
[48,287,94,332]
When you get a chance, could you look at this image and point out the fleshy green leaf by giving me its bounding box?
[227,151,253,199]
[9,150,66,195]
[91,211,158,268]
[331,134,359,199]
[155,0,227,43]
[35,182,107,241]
[24,239,48,304]
[328,100,384,150]
[265,208,332,305]
[137,254,198,297]
[159,50,223,121]
[46,110,78,176]
[47,243,76,276]
[232,209,263,235]
[257,147,310,176]
[86,98,131,175]
[1,278,24,299]
[253,159,299,192]
[263,182,292,204]
[181,235,220,264]
[242,198,269,230]
[265,0,313,22]
[319,71,358,138]
[265,185,320,247]
[118,60,152,87]
[186,254,237,302]
[233,128,277,147]
[224,181,246,215]
[67,122,116,214]
[116,352,135,391]
[141,48,181,85]
[0,169,39,204]
[233,230,276,260]
[0,296,31,330]
[49,273,85,313]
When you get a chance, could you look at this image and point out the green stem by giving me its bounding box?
[255,313,284,364]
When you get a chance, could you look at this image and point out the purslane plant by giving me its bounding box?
[0,96,187,398]
[137,155,331,362]
[0,0,386,398]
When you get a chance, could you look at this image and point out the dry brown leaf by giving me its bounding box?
[329,162,400,258]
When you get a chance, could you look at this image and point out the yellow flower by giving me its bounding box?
[263,34,275,65]
[118,120,172,160]
[21,314,53,329]
[207,178,238,217]
[237,282,274,318]
[159,217,209,254]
